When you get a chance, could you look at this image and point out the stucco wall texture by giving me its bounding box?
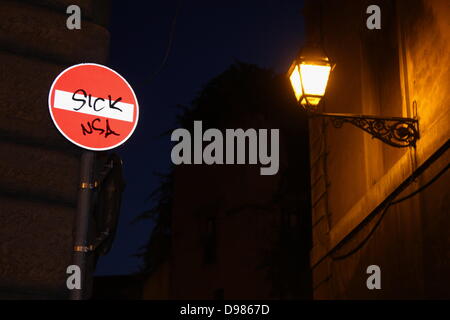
[0,0,110,299]
[307,0,449,299]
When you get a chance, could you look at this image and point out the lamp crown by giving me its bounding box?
[298,44,331,65]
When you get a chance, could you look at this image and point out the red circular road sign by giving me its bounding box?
[48,63,139,151]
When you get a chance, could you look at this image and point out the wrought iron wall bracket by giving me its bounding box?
[309,112,419,148]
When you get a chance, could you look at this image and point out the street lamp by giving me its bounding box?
[288,46,419,148]
[288,46,334,110]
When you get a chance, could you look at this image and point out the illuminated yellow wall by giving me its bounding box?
[306,0,449,299]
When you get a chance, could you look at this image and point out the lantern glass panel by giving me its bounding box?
[289,65,302,102]
[299,63,331,98]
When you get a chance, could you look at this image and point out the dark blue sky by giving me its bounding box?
[95,0,305,276]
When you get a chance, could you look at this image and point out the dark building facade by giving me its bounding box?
[0,0,110,299]
[142,64,313,299]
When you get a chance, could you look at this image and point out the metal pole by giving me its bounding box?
[70,151,96,300]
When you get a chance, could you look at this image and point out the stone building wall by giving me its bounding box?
[0,0,110,299]
[306,0,449,299]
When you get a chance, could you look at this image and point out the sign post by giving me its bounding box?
[71,151,96,300]
[48,63,139,299]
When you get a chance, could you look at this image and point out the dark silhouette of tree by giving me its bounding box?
[137,61,312,299]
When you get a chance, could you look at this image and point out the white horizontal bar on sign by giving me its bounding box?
[53,90,134,122]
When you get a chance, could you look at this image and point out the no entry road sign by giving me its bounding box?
[48,63,139,151]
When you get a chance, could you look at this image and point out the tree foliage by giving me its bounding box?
[137,61,311,298]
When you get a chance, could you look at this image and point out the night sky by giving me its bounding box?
[95,0,305,276]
